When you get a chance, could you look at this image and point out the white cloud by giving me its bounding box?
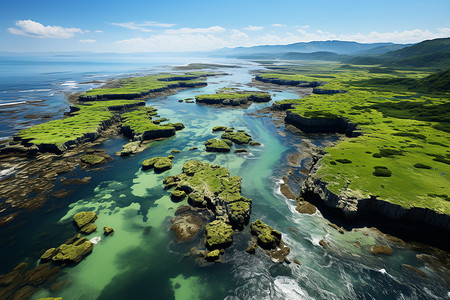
[79,39,97,43]
[165,26,225,34]
[338,28,450,43]
[243,25,264,31]
[272,24,286,27]
[8,20,83,38]
[114,33,229,52]
[230,29,249,40]
[95,30,104,33]
[110,21,176,32]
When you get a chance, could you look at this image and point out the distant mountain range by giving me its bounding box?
[213,37,450,69]
[212,40,410,56]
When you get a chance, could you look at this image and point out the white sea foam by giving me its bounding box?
[0,101,28,107]
[89,236,101,244]
[18,89,52,93]
[274,277,308,299]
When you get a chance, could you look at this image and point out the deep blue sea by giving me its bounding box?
[0,56,448,300]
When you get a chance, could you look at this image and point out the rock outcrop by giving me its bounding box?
[249,219,290,263]
[301,162,450,231]
[141,156,173,172]
[285,110,360,137]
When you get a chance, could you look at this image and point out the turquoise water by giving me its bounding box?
[0,59,448,299]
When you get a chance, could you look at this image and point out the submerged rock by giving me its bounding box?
[170,213,203,243]
[116,141,146,156]
[401,264,428,277]
[249,141,262,146]
[370,244,393,255]
[234,149,249,154]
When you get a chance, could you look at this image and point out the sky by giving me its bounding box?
[1,0,449,53]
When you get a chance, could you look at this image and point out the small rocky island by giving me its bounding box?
[164,161,252,261]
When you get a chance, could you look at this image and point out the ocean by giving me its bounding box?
[0,56,448,300]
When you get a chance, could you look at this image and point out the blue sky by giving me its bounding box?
[1,0,449,52]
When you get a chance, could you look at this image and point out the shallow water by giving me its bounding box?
[0,58,448,300]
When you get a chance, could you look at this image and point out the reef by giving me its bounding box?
[141,156,173,172]
[249,219,290,263]
[195,91,271,108]
[205,139,231,152]
[165,161,252,259]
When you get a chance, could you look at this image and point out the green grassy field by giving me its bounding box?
[266,64,450,214]
[81,74,206,98]
[17,74,197,148]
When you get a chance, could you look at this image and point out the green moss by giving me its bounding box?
[221,130,252,144]
[171,190,186,201]
[250,219,282,250]
[80,154,105,166]
[205,249,220,261]
[165,161,252,229]
[205,220,234,250]
[212,126,227,131]
[205,138,231,152]
[51,241,94,264]
[195,92,271,105]
[142,157,172,172]
[73,211,97,229]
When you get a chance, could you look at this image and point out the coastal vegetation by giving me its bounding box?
[195,91,271,106]
[13,74,199,152]
[262,64,450,215]
[79,74,207,100]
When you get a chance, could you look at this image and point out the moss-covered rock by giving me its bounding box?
[170,149,180,154]
[249,141,262,146]
[103,227,114,236]
[187,192,207,207]
[205,249,220,261]
[51,241,94,264]
[212,126,227,132]
[171,190,186,201]
[250,219,282,250]
[79,223,97,234]
[205,139,231,152]
[142,157,172,172]
[80,154,106,166]
[171,123,185,130]
[221,131,252,144]
[205,220,234,250]
[73,211,97,229]
[234,149,249,154]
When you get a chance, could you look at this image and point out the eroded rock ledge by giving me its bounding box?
[301,161,450,232]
